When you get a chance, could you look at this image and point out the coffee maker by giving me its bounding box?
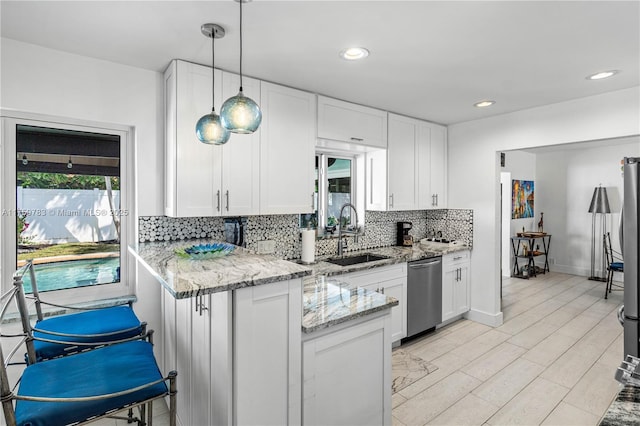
[396,222,413,246]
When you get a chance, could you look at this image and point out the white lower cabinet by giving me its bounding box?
[442,250,471,322]
[333,263,407,344]
[161,278,302,426]
[302,313,392,426]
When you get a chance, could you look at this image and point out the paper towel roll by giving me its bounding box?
[301,229,315,264]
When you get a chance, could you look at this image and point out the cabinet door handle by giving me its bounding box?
[370,158,374,204]
[225,190,230,211]
[432,194,435,206]
[350,137,364,142]
[389,194,394,208]
[435,194,438,206]
[195,294,208,316]
[216,190,221,212]
[382,287,385,294]
[454,256,463,261]
[311,193,315,211]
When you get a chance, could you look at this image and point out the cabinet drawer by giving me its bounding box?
[337,263,406,288]
[443,250,470,268]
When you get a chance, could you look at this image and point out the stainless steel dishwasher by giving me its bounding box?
[405,256,442,340]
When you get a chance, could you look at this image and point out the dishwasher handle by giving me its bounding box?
[409,258,442,269]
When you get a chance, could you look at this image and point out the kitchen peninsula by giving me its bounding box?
[129,240,398,426]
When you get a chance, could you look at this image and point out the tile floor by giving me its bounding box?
[393,272,624,426]
[5,271,625,426]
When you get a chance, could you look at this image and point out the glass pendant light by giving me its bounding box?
[220,0,262,134]
[196,23,231,145]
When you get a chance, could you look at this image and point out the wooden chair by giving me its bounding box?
[0,262,178,426]
[603,232,624,299]
[19,260,147,364]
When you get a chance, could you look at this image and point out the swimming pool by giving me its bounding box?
[22,257,120,293]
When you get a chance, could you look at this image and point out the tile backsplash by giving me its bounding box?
[138,209,473,260]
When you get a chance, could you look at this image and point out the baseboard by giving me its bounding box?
[465,308,504,327]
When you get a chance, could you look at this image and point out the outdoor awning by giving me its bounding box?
[16,125,120,177]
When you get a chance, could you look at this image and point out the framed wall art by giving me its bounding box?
[512,179,534,219]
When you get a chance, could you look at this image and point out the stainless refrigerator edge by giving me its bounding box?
[622,157,640,357]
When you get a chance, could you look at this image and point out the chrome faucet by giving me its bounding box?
[337,203,359,257]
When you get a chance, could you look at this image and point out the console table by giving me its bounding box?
[511,233,552,279]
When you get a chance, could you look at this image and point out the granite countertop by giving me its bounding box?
[302,276,399,334]
[128,240,312,299]
[304,240,470,277]
[129,238,469,332]
[600,384,640,425]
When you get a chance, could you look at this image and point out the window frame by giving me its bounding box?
[1,112,135,304]
[315,151,360,236]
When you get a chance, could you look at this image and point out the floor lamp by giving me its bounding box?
[588,185,610,281]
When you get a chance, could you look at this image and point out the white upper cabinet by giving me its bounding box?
[164,60,260,217]
[387,113,418,211]
[418,122,447,209]
[260,82,316,215]
[220,71,261,216]
[317,95,387,148]
[367,113,447,211]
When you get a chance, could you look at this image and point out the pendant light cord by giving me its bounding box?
[211,29,216,112]
[239,0,244,92]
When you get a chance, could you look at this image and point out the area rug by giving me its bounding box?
[392,349,439,393]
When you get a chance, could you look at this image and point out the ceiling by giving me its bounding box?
[1,1,639,125]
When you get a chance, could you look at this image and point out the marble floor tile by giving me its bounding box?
[450,329,512,362]
[392,348,439,393]
[398,351,468,399]
[577,320,622,353]
[539,340,605,388]
[486,377,569,426]
[540,401,600,426]
[562,360,621,417]
[392,415,407,426]
[598,333,624,366]
[472,357,545,408]
[496,312,541,336]
[393,371,481,426]
[507,321,561,350]
[392,392,407,409]
[521,331,579,367]
[428,393,500,426]
[555,312,602,340]
[408,335,460,362]
[461,341,527,381]
[441,321,493,345]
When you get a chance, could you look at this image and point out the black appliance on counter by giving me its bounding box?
[397,221,413,246]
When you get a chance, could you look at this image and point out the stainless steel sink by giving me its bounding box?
[325,253,389,267]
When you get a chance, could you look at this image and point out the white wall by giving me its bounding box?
[449,87,640,326]
[534,140,639,277]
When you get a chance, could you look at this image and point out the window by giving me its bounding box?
[302,152,358,235]
[2,115,132,302]
[16,125,121,293]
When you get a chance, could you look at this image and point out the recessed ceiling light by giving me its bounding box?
[474,100,495,108]
[339,47,369,61]
[586,70,619,80]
